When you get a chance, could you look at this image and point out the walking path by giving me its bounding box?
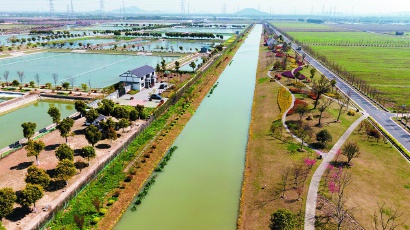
[304,114,368,230]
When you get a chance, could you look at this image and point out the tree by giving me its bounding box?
[296,124,313,150]
[278,168,291,198]
[3,71,9,86]
[0,187,17,219]
[47,107,61,124]
[316,129,332,148]
[12,80,20,87]
[330,79,337,92]
[332,172,353,230]
[81,146,96,164]
[25,140,45,165]
[45,82,52,89]
[55,159,76,184]
[56,118,74,143]
[55,143,74,161]
[25,166,51,188]
[269,209,296,230]
[17,71,25,84]
[113,106,129,119]
[118,118,130,133]
[17,184,43,212]
[34,74,40,87]
[98,99,115,116]
[336,93,348,122]
[317,97,333,126]
[312,75,331,109]
[85,125,102,147]
[52,73,59,88]
[21,122,36,141]
[189,61,197,72]
[129,109,138,121]
[372,203,403,230]
[174,61,181,81]
[86,108,99,124]
[295,103,309,123]
[74,100,87,117]
[81,83,88,92]
[341,141,360,165]
[107,127,118,143]
[270,120,284,140]
[62,82,70,90]
[74,214,85,230]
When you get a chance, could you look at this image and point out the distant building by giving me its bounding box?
[200,46,210,53]
[119,65,157,91]
[75,21,92,26]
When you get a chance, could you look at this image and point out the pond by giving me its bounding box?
[114,24,261,229]
[0,100,76,149]
[0,52,177,88]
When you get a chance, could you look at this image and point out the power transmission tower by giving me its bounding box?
[70,0,74,15]
[122,0,125,18]
[100,0,104,19]
[49,0,55,18]
[222,3,227,15]
[181,0,185,16]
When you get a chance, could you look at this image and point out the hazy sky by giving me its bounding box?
[0,0,409,15]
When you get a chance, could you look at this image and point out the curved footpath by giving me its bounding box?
[272,27,410,155]
[304,114,368,229]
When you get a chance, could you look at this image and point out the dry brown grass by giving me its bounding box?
[318,127,410,229]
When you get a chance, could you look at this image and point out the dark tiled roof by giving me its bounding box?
[130,65,155,77]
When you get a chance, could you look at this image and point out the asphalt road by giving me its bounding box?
[272,27,410,155]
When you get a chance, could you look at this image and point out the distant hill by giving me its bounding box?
[109,6,147,14]
[236,8,271,16]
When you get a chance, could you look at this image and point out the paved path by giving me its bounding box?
[304,114,368,229]
[270,26,410,156]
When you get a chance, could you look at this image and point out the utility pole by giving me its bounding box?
[49,0,55,19]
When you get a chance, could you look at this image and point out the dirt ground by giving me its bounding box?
[0,116,145,229]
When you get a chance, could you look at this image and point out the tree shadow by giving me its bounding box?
[74,148,82,156]
[73,129,84,135]
[329,161,350,168]
[5,206,31,222]
[46,180,66,192]
[45,144,60,151]
[46,168,57,178]
[96,144,111,149]
[10,161,33,170]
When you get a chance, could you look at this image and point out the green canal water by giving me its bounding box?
[0,100,75,149]
[115,24,261,230]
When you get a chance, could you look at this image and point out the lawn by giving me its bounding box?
[318,126,410,229]
[309,45,410,106]
[270,21,335,31]
[288,32,410,46]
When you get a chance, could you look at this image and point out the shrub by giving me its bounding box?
[91,217,100,224]
[99,208,107,215]
[287,99,308,116]
[107,199,115,206]
[144,153,151,158]
[347,110,355,116]
[112,189,121,197]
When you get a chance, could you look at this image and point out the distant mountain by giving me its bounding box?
[109,6,147,14]
[236,8,271,16]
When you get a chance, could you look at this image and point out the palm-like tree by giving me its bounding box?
[174,61,181,82]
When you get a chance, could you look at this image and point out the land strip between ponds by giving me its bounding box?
[98,26,254,230]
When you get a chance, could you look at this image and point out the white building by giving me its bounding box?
[119,65,157,91]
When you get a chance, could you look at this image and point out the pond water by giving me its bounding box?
[114,24,261,230]
[0,100,75,149]
[0,52,177,88]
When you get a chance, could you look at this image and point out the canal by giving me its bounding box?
[115,24,262,230]
[0,100,75,149]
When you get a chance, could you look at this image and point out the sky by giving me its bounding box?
[0,0,409,15]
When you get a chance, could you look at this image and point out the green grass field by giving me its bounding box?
[270,21,334,30]
[288,32,410,46]
[309,45,410,106]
